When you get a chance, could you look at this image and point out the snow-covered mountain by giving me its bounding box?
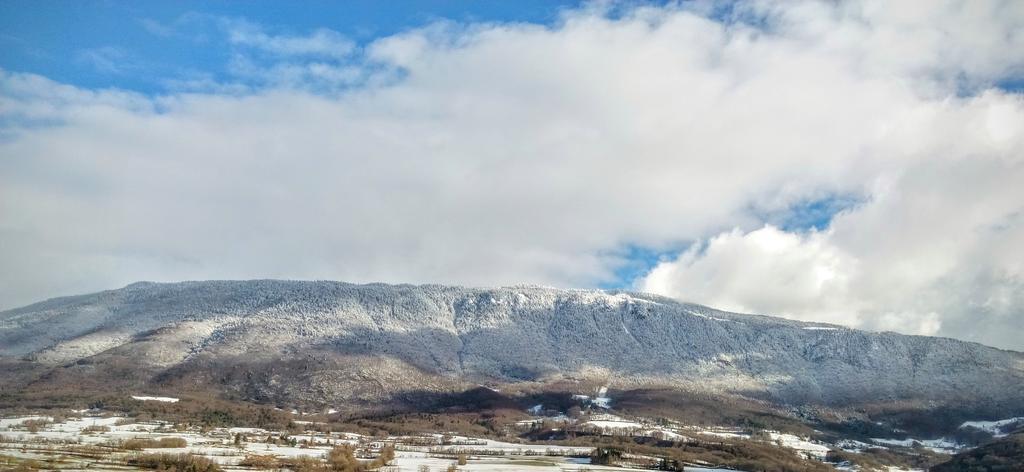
[2,280,1022,410]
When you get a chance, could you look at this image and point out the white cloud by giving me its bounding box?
[641,91,1024,348]
[2,1,1023,350]
[224,20,355,59]
[642,226,860,326]
[139,18,175,38]
[75,46,132,74]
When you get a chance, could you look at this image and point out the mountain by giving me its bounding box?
[1,280,1022,415]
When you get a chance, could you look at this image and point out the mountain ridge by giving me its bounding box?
[2,280,1022,413]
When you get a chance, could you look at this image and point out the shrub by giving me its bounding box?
[368,444,395,468]
[456,453,467,465]
[590,447,622,465]
[122,437,188,450]
[1,454,44,471]
[238,455,279,469]
[319,443,398,472]
[825,449,887,471]
[82,425,111,433]
[327,444,361,471]
[280,455,326,472]
[20,419,50,433]
[126,453,220,472]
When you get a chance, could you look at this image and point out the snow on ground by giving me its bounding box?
[869,437,960,453]
[643,428,684,440]
[0,411,964,471]
[0,416,52,428]
[959,417,1024,437]
[687,310,744,324]
[870,438,916,448]
[56,415,124,430]
[917,438,961,453]
[583,420,640,430]
[592,386,612,408]
[835,438,878,452]
[292,420,323,425]
[768,432,830,459]
[572,387,612,409]
[583,419,644,430]
[240,442,334,459]
[0,414,342,466]
[515,411,685,441]
[131,395,180,403]
[391,450,631,471]
[689,428,750,439]
[433,435,590,455]
[6,419,208,447]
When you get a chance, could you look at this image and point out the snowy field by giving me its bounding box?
[1,407,995,471]
[0,412,779,471]
[0,413,620,471]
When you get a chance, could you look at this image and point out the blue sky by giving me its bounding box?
[1,0,587,94]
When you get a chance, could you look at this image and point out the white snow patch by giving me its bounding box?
[959,417,1024,437]
[687,310,743,324]
[132,395,180,403]
[768,432,830,459]
[592,386,612,408]
[0,416,54,429]
[835,438,878,452]
[698,430,749,439]
[869,437,959,453]
[582,414,643,431]
[871,438,916,447]
[644,429,684,440]
[584,420,644,430]
[918,438,961,453]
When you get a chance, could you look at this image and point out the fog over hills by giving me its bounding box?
[1,280,1022,411]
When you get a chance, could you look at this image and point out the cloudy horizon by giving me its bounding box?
[2,0,1023,350]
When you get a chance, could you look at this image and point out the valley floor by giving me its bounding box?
[0,410,938,472]
[4,391,1019,472]
[0,413,682,472]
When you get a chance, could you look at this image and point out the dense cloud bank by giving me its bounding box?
[1,1,1022,349]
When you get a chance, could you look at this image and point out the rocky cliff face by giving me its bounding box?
[2,280,1022,409]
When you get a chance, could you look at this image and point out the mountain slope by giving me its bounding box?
[1,280,1022,411]
[931,433,1024,471]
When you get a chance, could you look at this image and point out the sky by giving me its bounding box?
[1,1,1023,350]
